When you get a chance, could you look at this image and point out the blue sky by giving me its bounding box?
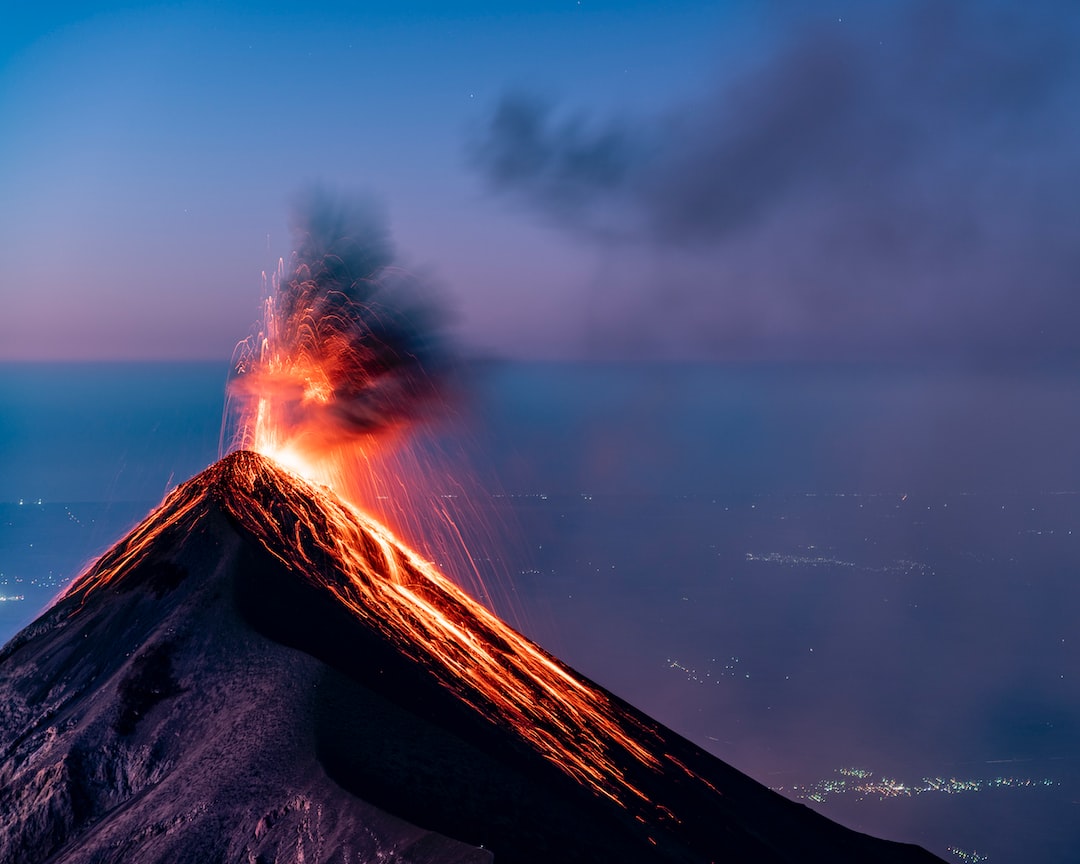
[3,1,1078,363]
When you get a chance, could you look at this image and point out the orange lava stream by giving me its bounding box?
[223,452,662,807]
[224,271,507,612]
[62,452,722,820]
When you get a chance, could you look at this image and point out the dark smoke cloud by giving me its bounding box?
[472,1,1080,363]
[475,93,641,237]
[229,190,448,449]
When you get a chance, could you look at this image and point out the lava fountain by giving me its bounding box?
[224,193,502,605]
[225,191,445,502]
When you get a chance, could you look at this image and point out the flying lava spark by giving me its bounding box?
[225,191,446,498]
[223,192,496,599]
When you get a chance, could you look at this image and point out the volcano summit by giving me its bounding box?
[0,451,943,863]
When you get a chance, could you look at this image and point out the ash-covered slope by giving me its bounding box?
[0,452,944,864]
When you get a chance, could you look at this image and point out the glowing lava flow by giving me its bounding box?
[90,198,719,824]
[223,194,446,524]
[223,243,502,608]
[63,451,722,824]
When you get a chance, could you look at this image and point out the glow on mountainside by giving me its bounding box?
[63,451,724,827]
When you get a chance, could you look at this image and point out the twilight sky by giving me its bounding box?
[2,1,1078,364]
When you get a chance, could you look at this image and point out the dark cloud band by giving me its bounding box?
[472,1,1080,363]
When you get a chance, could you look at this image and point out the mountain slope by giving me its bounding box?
[0,451,944,863]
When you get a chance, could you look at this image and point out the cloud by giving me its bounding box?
[472,1,1080,363]
[472,93,642,239]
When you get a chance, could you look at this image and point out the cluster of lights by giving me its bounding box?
[0,571,65,591]
[745,551,932,576]
[772,767,1057,803]
[668,656,743,684]
[64,506,86,526]
[947,847,990,863]
[745,551,855,568]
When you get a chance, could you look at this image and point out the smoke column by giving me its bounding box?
[225,191,516,616]
[227,190,446,460]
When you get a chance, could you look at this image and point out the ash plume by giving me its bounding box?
[471,1,1080,363]
[227,190,448,454]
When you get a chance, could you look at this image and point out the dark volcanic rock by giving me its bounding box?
[0,452,945,864]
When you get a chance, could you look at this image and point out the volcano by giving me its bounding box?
[0,451,943,864]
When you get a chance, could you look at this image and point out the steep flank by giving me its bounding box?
[0,452,945,863]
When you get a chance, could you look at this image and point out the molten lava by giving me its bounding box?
[225,193,445,509]
[65,451,724,827]
[222,195,504,609]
